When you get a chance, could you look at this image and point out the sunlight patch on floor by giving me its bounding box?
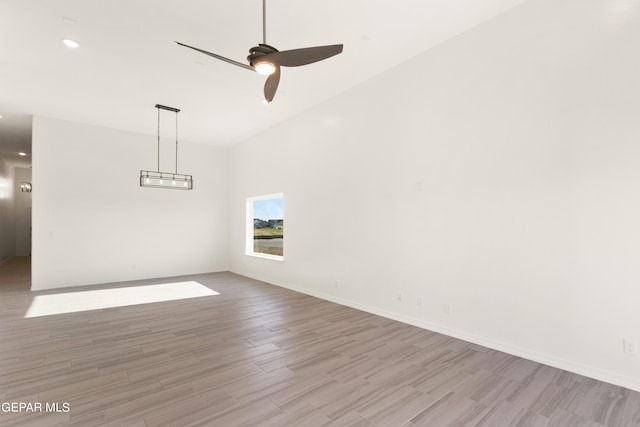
[24,281,219,318]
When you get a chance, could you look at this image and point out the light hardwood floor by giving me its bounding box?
[1,257,639,426]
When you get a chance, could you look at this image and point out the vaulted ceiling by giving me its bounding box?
[0,0,528,146]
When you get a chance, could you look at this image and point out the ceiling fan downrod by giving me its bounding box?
[263,0,267,45]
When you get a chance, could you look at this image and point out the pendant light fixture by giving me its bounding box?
[140,104,193,190]
[20,181,32,193]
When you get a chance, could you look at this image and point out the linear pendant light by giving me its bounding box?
[140,104,193,190]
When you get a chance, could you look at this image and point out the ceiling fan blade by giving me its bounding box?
[175,41,254,71]
[264,66,281,103]
[265,44,343,67]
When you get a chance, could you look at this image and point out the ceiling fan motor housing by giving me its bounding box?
[247,44,278,67]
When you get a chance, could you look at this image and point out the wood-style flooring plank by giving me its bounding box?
[1,257,639,426]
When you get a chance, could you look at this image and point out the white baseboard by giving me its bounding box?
[233,270,640,393]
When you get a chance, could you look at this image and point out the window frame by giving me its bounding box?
[245,193,284,261]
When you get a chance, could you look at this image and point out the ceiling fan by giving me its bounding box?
[176,0,343,103]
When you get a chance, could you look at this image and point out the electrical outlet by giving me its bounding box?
[417,296,423,307]
[623,339,638,355]
[444,303,452,315]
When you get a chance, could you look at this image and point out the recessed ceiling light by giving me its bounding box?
[62,39,79,48]
[18,152,27,156]
[0,115,3,119]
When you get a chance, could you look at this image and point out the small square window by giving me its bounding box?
[246,194,284,260]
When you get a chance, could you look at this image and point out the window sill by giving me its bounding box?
[245,252,284,262]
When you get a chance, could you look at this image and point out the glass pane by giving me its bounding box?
[253,196,284,257]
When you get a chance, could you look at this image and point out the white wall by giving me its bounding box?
[14,167,31,256]
[32,116,228,290]
[229,0,640,391]
[0,157,16,264]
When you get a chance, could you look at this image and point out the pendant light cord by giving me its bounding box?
[157,106,160,172]
[154,104,181,175]
[175,111,178,174]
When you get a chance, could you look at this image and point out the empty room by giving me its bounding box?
[1,0,639,425]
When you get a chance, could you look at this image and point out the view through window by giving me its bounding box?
[247,194,284,259]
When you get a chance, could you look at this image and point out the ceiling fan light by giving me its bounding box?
[255,61,276,75]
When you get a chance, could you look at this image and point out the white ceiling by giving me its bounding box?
[0,0,528,147]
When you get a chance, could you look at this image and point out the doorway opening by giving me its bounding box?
[0,113,33,285]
